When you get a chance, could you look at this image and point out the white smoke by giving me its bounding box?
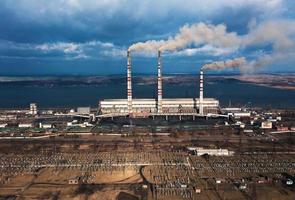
[129,23,241,52]
[241,20,295,71]
[128,40,166,52]
[160,23,241,51]
[129,20,295,71]
[243,20,295,52]
[202,57,246,70]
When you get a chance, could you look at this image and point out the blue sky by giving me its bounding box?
[0,0,295,75]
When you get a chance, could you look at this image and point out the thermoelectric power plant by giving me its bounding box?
[99,50,219,117]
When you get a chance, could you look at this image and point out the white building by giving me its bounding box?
[187,147,234,156]
[0,114,17,121]
[39,123,52,129]
[77,107,91,115]
[261,121,272,129]
[0,123,8,128]
[67,121,93,128]
[29,103,38,115]
[221,107,242,112]
[41,110,54,115]
[18,123,33,128]
[99,98,219,115]
[231,112,251,118]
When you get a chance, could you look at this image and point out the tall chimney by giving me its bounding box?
[127,50,132,114]
[199,69,204,115]
[157,50,163,113]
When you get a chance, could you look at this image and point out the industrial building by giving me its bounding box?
[77,107,91,115]
[99,50,219,117]
[187,147,234,156]
[29,103,38,115]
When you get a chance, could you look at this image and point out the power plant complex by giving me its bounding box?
[99,50,220,117]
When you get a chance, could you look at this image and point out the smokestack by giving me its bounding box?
[157,50,163,113]
[199,69,204,115]
[127,50,132,114]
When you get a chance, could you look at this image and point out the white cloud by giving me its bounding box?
[0,39,125,60]
[36,42,79,53]
[34,40,125,59]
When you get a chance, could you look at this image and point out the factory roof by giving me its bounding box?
[100,98,218,102]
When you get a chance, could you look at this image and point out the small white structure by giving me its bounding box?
[232,112,251,118]
[68,177,80,185]
[244,129,254,133]
[222,107,242,112]
[18,123,32,128]
[195,188,201,193]
[0,123,8,128]
[69,109,75,113]
[286,179,293,186]
[83,122,93,127]
[187,147,234,156]
[29,103,38,115]
[261,121,272,129]
[239,184,247,190]
[77,107,91,115]
[39,123,52,129]
[224,108,251,118]
[142,185,148,189]
[67,121,93,128]
[235,121,245,128]
[215,178,223,184]
[41,110,53,115]
[67,122,73,127]
[0,114,17,121]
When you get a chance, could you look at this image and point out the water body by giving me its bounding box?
[0,79,294,109]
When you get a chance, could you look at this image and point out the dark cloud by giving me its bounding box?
[0,0,293,75]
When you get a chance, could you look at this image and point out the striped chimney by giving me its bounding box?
[157,50,163,113]
[127,50,132,114]
[199,69,204,115]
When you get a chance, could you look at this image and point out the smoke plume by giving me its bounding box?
[128,40,166,52]
[128,20,295,71]
[129,23,241,51]
[160,23,241,51]
[202,57,246,70]
[128,23,240,52]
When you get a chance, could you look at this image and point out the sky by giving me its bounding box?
[0,0,295,75]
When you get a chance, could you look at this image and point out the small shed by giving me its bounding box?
[68,177,80,185]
